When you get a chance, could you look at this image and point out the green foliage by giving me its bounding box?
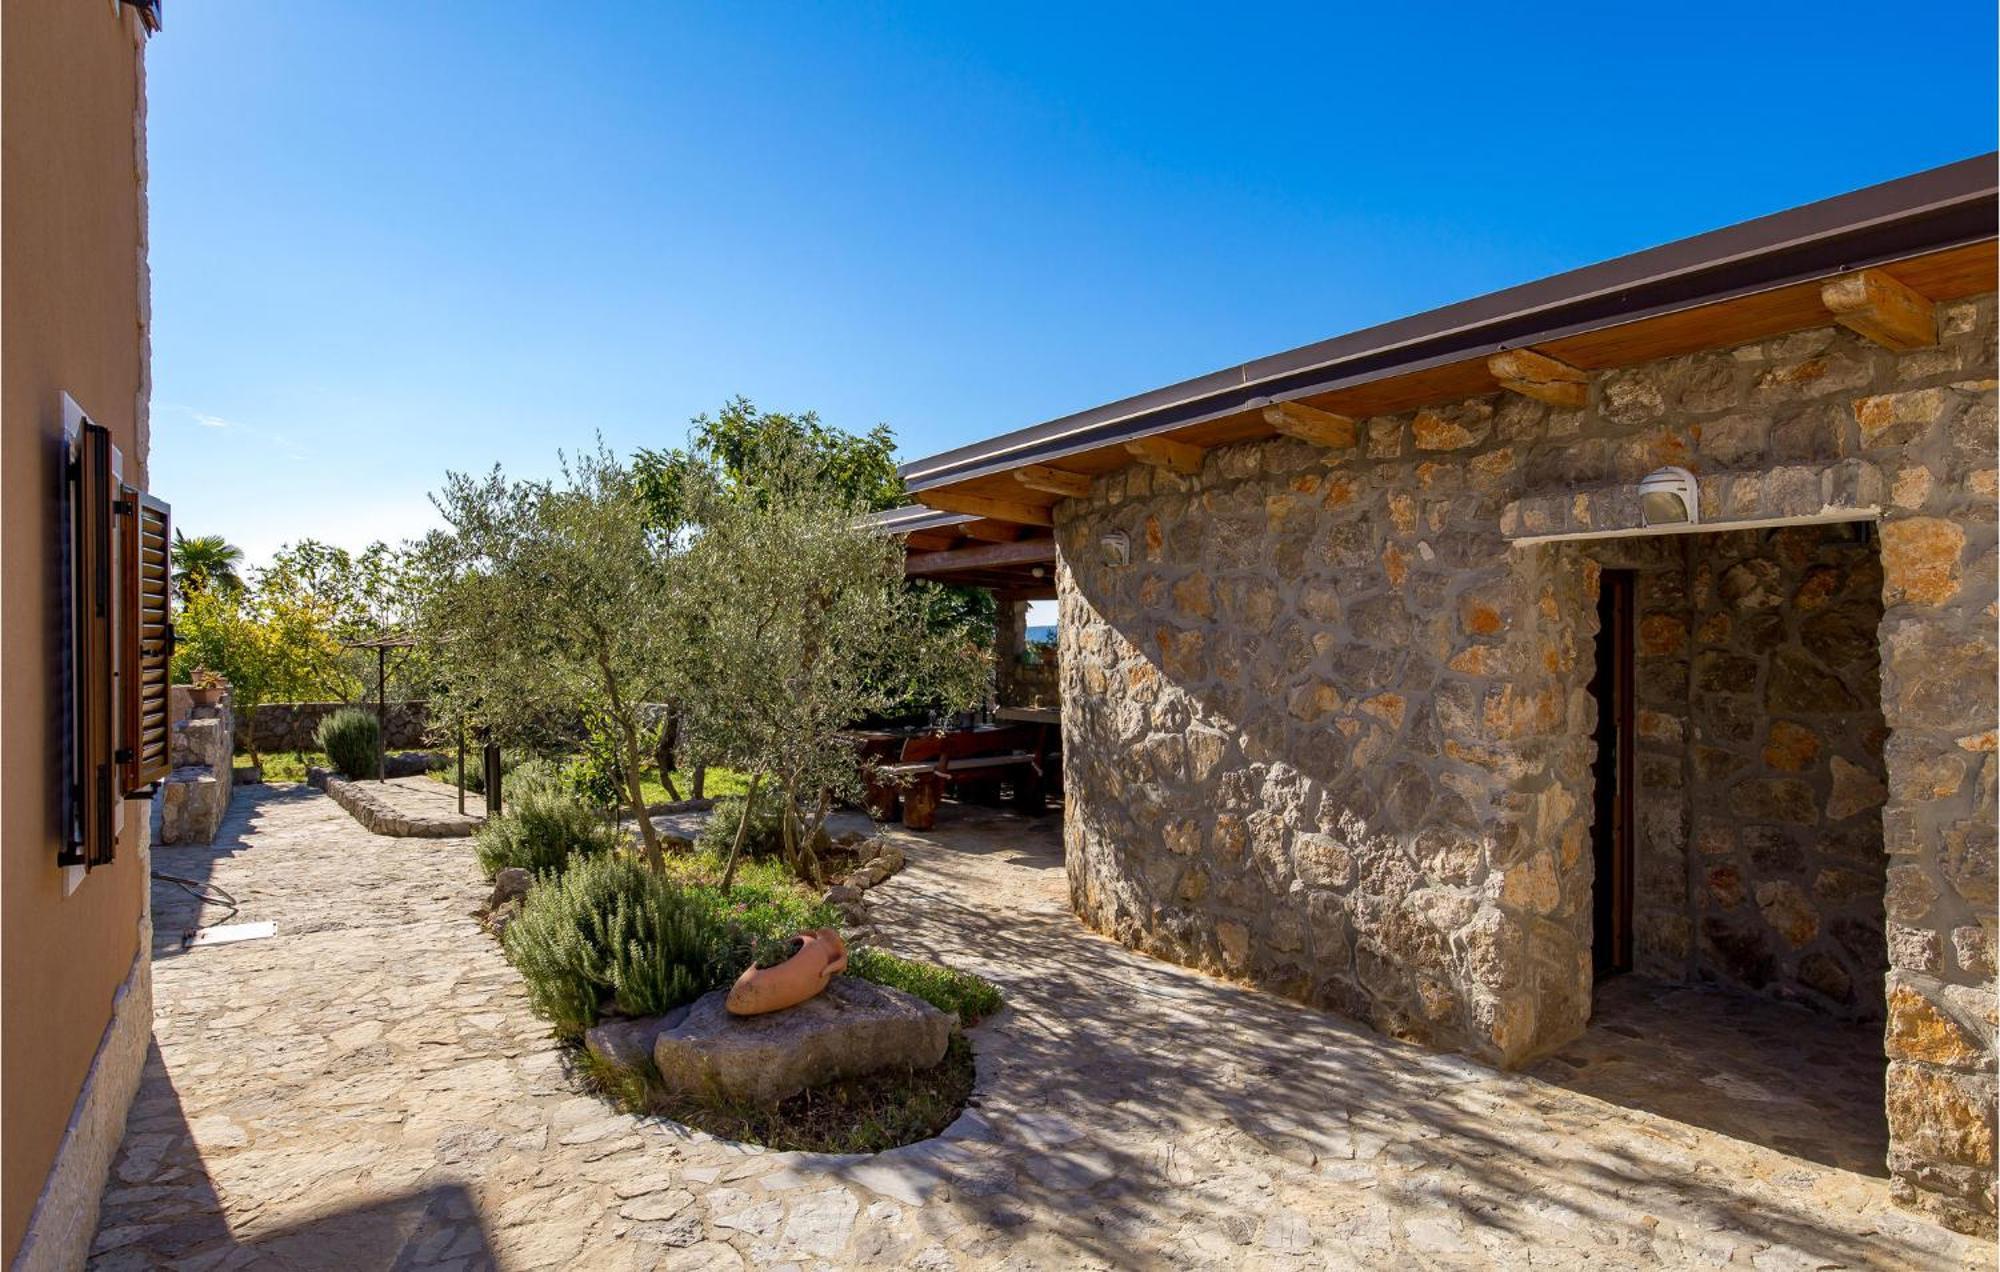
[847,947,1004,1026]
[315,708,380,778]
[474,787,616,879]
[693,792,786,860]
[502,851,837,1039]
[502,756,568,803]
[171,531,245,598]
[672,442,989,883]
[409,441,699,865]
[633,397,901,523]
[562,728,626,807]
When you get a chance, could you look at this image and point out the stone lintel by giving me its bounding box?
[1501,462,1886,546]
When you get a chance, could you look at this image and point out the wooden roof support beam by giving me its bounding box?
[1262,401,1358,448]
[956,519,1023,543]
[1124,435,1205,475]
[1014,464,1093,499]
[1821,268,1936,351]
[1488,348,1590,408]
[905,537,1057,576]
[913,489,1055,527]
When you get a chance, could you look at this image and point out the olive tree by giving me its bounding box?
[409,442,704,867]
[674,446,988,889]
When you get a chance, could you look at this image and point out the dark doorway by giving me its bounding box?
[1590,569,1635,977]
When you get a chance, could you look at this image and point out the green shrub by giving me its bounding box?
[474,788,616,879]
[562,745,624,808]
[503,852,737,1038]
[848,947,1003,1025]
[694,792,787,859]
[315,708,380,778]
[505,755,567,803]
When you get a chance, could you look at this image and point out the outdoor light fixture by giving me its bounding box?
[1100,530,1131,568]
[1638,466,1700,528]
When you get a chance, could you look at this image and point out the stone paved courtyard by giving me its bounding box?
[91,786,1987,1269]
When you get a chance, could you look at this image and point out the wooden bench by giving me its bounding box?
[860,725,1051,829]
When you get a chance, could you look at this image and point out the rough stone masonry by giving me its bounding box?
[1055,296,1997,1234]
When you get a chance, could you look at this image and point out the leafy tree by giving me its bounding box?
[259,539,424,698]
[635,396,902,517]
[409,441,705,867]
[637,400,998,712]
[674,442,988,890]
[171,531,245,599]
[170,585,347,763]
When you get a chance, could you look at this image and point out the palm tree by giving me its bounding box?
[172,532,245,598]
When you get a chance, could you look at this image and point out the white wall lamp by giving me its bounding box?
[1638,466,1701,528]
[1099,530,1131,568]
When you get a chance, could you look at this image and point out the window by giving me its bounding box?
[61,397,171,872]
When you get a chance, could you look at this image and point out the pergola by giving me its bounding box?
[864,504,1056,599]
[340,631,418,782]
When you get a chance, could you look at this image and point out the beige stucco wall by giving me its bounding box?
[2,1,153,1262]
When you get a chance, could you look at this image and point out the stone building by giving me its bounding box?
[888,157,1998,1235]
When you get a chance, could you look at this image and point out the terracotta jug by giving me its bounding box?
[725,928,848,1016]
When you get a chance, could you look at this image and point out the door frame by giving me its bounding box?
[1591,569,1636,978]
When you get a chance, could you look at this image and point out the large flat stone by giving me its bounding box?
[653,978,951,1106]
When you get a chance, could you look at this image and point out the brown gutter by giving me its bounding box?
[900,153,1997,491]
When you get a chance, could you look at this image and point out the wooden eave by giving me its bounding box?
[893,155,1997,528]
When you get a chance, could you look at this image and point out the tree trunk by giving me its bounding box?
[615,711,662,868]
[595,652,663,868]
[654,711,682,802]
[691,763,707,799]
[720,771,764,895]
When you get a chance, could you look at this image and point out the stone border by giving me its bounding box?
[309,768,482,838]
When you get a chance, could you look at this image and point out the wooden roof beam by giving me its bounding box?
[1822,268,1936,351]
[1014,464,1093,499]
[905,537,1057,576]
[912,489,1055,527]
[1124,435,1205,475]
[1262,401,1358,448]
[956,519,1023,543]
[1488,348,1590,408]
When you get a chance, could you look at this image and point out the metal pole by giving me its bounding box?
[375,644,387,782]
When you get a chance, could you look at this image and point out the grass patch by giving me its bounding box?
[239,750,439,784]
[848,947,1004,1026]
[641,767,752,802]
[629,1033,976,1154]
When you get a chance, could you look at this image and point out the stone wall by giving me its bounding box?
[1056,295,1997,1233]
[1611,527,1890,1018]
[244,700,430,754]
[159,686,234,846]
[993,601,1060,709]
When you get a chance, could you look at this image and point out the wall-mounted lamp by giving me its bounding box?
[1638,466,1700,528]
[1099,530,1131,568]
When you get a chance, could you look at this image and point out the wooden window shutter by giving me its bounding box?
[121,488,172,794]
[67,419,120,868]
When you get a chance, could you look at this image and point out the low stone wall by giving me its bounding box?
[246,700,430,754]
[309,768,481,838]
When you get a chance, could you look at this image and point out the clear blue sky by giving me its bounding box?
[149,2,1997,566]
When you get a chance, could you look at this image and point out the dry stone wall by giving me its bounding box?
[1056,294,1997,1234]
[245,700,429,754]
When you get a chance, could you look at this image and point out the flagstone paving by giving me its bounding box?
[93,785,1985,1269]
